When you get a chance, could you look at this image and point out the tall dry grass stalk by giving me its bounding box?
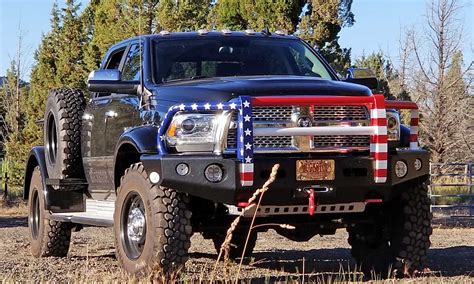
[210,164,280,282]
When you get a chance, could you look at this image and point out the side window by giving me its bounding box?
[105,48,126,70]
[95,48,125,97]
[121,44,142,81]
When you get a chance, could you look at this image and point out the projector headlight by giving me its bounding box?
[166,113,229,152]
[386,110,400,141]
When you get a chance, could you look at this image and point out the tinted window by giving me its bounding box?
[153,38,333,83]
[122,44,142,81]
[105,48,125,69]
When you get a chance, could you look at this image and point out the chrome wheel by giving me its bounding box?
[45,112,58,165]
[121,192,146,259]
[29,189,40,240]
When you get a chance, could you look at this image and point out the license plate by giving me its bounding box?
[296,160,335,181]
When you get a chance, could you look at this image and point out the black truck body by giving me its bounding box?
[24,31,432,277]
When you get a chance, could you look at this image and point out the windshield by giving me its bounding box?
[153,37,334,83]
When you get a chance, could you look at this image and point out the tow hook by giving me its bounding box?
[308,189,316,216]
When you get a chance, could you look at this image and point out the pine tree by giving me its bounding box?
[55,0,88,89]
[157,0,210,31]
[210,0,247,30]
[354,52,395,98]
[1,62,29,186]
[84,0,160,71]
[239,0,303,32]
[16,2,64,186]
[299,0,354,74]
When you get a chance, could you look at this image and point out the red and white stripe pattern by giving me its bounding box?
[370,95,388,183]
[240,163,254,187]
[409,109,419,150]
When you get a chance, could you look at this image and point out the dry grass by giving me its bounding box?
[0,198,27,216]
[1,165,472,283]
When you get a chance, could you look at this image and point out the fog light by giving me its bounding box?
[414,159,422,171]
[204,164,223,183]
[176,163,190,176]
[149,172,160,184]
[395,161,408,178]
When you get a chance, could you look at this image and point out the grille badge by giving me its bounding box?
[297,117,313,127]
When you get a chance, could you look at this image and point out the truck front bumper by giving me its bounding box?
[141,149,429,205]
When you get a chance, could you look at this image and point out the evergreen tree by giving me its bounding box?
[55,0,88,89]
[354,52,395,98]
[1,62,29,186]
[15,2,64,186]
[84,0,159,71]
[239,0,303,32]
[210,0,247,30]
[157,0,210,31]
[299,0,354,73]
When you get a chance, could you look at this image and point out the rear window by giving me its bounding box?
[153,37,333,83]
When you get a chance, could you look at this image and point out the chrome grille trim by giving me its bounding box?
[225,105,371,152]
[252,106,293,121]
[313,135,370,148]
[314,106,368,121]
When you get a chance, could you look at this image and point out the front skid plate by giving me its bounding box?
[226,202,366,217]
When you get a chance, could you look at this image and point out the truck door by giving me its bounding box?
[103,43,142,192]
[82,45,127,200]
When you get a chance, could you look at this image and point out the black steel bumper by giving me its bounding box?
[141,149,429,205]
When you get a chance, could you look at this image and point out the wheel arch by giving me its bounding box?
[23,146,49,200]
[114,126,158,190]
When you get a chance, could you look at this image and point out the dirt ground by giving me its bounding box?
[0,205,473,282]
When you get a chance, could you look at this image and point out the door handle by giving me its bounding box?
[105,110,118,119]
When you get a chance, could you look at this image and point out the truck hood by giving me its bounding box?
[151,76,372,104]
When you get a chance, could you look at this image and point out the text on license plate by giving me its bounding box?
[296,160,335,181]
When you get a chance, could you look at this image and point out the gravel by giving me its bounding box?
[0,214,473,282]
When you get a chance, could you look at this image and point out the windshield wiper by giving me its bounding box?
[164,75,211,83]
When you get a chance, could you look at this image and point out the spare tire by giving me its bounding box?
[44,88,86,179]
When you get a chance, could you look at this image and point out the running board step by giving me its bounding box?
[50,199,115,227]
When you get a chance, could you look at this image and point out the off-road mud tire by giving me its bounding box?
[211,230,258,259]
[44,88,86,179]
[347,182,432,278]
[114,163,192,275]
[28,167,72,257]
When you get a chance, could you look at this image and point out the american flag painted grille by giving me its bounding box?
[226,105,370,151]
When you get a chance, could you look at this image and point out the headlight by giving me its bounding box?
[166,113,229,152]
[386,110,400,141]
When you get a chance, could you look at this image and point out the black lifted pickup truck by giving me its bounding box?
[24,30,431,276]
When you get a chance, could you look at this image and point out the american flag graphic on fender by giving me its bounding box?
[236,96,254,187]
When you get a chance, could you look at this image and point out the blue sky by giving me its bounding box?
[1,0,472,80]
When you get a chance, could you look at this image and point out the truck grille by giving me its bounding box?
[253,106,293,121]
[314,106,368,121]
[313,135,370,148]
[225,105,370,151]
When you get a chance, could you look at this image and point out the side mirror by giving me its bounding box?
[344,68,379,90]
[87,69,139,94]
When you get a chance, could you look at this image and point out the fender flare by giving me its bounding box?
[113,125,159,188]
[23,146,49,200]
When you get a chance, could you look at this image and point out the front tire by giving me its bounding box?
[347,182,432,277]
[28,167,72,257]
[114,163,192,275]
